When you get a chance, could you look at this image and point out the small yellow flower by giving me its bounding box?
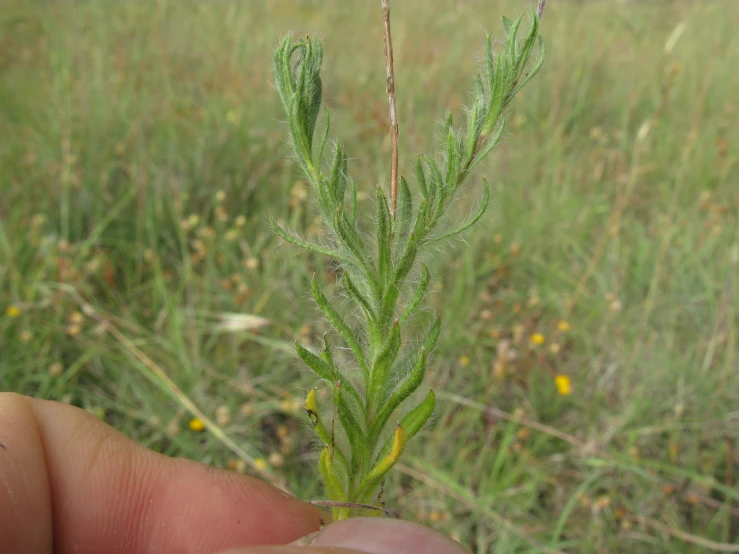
[216,405,231,427]
[48,363,64,377]
[280,398,298,414]
[253,457,268,471]
[530,332,545,345]
[554,374,572,396]
[227,458,247,473]
[188,417,206,432]
[268,452,285,467]
[167,419,181,436]
[6,306,21,317]
[69,311,85,325]
[557,320,570,332]
[458,355,471,366]
[226,110,241,125]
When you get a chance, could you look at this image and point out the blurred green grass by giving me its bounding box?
[1,0,738,551]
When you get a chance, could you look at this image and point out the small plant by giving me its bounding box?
[270,1,546,520]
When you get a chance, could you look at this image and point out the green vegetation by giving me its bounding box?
[1,0,737,551]
[270,6,544,521]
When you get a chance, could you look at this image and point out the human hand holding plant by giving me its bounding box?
[270,0,546,521]
[0,393,470,554]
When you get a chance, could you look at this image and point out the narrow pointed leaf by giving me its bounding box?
[269,217,352,264]
[375,389,436,463]
[319,446,348,510]
[316,334,364,410]
[348,177,358,224]
[514,8,540,77]
[317,108,331,164]
[423,312,442,353]
[511,37,546,98]
[354,425,406,504]
[306,389,350,475]
[334,210,371,272]
[467,116,507,175]
[505,15,524,72]
[376,187,392,288]
[484,35,495,94]
[341,271,377,323]
[328,141,348,204]
[425,181,490,244]
[416,157,429,200]
[399,389,436,441]
[397,175,413,240]
[334,382,369,477]
[368,320,401,409]
[425,158,444,216]
[399,263,430,324]
[370,347,428,444]
[380,231,418,327]
[445,124,462,190]
[463,97,483,167]
[296,342,335,382]
[311,276,370,379]
[304,39,323,148]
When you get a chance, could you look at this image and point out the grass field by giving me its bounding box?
[1,0,738,551]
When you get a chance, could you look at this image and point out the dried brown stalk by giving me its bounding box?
[536,0,547,19]
[381,0,399,219]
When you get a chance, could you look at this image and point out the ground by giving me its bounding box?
[1,1,738,552]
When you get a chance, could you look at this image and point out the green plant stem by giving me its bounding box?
[271,3,545,520]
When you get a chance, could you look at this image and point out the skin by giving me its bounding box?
[0,393,468,554]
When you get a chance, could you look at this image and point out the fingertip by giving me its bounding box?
[224,518,469,554]
[309,518,469,554]
[24,396,323,552]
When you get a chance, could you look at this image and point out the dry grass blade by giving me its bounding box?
[437,391,588,450]
[537,0,547,19]
[310,500,400,519]
[49,283,288,492]
[398,462,566,554]
[213,312,272,332]
[381,0,399,218]
[629,514,739,552]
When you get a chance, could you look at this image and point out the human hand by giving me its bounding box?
[0,393,467,553]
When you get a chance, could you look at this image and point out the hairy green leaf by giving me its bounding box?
[269,217,351,264]
[317,108,331,164]
[334,382,369,479]
[415,156,429,201]
[328,141,348,205]
[370,347,427,445]
[399,264,430,324]
[311,276,370,380]
[376,187,392,289]
[397,176,413,241]
[425,180,490,244]
[368,320,401,409]
[296,342,335,382]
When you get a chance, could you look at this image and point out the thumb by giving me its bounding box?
[223,517,470,554]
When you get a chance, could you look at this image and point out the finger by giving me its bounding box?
[224,518,470,554]
[220,546,362,554]
[0,393,322,554]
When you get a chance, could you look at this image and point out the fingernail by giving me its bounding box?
[304,517,469,554]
